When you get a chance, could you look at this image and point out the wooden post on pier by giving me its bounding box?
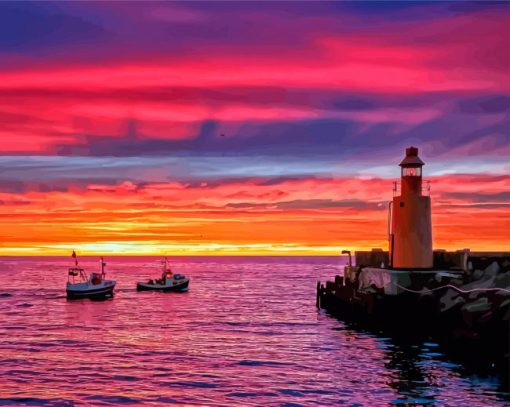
[316,281,321,308]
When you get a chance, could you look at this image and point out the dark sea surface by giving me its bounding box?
[0,256,508,406]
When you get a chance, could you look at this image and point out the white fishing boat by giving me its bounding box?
[66,251,116,299]
[136,258,189,292]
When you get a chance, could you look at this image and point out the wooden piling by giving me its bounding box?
[316,281,321,308]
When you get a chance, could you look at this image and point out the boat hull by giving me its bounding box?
[136,279,189,292]
[66,283,116,300]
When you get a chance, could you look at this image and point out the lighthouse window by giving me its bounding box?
[402,167,421,177]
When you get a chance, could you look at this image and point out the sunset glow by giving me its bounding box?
[0,2,509,255]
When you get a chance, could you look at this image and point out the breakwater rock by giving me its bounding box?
[317,257,510,365]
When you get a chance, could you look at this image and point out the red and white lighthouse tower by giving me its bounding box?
[390,147,433,269]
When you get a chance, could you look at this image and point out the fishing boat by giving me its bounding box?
[136,258,189,292]
[66,251,116,299]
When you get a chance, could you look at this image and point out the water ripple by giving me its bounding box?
[0,256,508,405]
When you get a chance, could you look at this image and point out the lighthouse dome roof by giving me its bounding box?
[399,146,425,167]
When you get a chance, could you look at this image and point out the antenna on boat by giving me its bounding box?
[101,256,106,276]
[72,250,78,266]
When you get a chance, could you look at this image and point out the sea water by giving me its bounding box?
[0,256,508,406]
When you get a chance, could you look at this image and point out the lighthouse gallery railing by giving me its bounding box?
[392,180,431,197]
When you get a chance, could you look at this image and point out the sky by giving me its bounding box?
[0,1,509,255]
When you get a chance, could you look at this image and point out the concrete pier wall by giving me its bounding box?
[318,253,510,360]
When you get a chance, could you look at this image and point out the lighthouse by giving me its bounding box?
[389,147,433,269]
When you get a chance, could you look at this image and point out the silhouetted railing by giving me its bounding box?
[392,180,431,197]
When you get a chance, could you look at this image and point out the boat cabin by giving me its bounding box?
[90,272,103,285]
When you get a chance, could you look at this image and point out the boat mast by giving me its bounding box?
[72,250,78,266]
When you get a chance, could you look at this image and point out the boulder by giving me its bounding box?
[440,288,465,312]
[495,271,510,288]
[460,275,496,291]
[484,261,500,278]
[499,299,510,309]
[468,291,483,301]
[471,269,484,280]
[450,278,464,286]
[462,297,491,313]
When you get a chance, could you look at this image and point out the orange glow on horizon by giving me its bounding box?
[1,174,508,256]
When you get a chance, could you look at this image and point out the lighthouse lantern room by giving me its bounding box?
[390,147,433,269]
